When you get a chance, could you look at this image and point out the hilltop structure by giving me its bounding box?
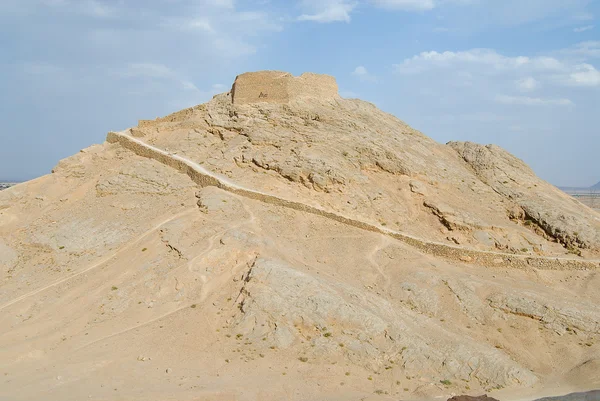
[1,71,599,401]
[230,71,339,105]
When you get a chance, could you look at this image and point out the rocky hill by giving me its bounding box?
[0,71,598,401]
[592,181,600,190]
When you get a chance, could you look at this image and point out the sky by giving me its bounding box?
[0,0,599,187]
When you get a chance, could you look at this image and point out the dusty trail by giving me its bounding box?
[107,130,600,271]
[72,195,259,352]
[368,236,392,293]
[0,209,197,312]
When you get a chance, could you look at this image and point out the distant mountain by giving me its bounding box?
[592,181,600,190]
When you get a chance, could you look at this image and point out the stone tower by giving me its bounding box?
[230,71,339,105]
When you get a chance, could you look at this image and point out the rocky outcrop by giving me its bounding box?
[232,257,538,388]
[487,292,600,335]
[118,75,600,259]
[448,141,600,251]
[106,130,600,271]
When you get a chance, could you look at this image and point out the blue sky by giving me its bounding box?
[0,0,599,186]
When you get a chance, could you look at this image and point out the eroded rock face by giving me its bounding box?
[95,159,191,196]
[233,257,538,389]
[487,292,600,335]
[448,141,600,251]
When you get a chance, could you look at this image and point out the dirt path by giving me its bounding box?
[0,209,197,312]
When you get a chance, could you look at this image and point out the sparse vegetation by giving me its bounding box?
[323,332,332,338]
[142,247,147,252]
[111,286,118,291]
[440,379,452,386]
[298,356,308,362]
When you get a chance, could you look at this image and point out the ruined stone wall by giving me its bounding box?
[288,72,339,101]
[106,130,600,271]
[231,71,338,105]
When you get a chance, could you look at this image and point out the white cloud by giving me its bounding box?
[38,0,117,17]
[516,77,539,91]
[353,66,369,76]
[205,0,235,8]
[162,9,280,35]
[181,81,200,91]
[574,25,594,33]
[163,17,214,32]
[568,64,600,86]
[352,65,378,82]
[495,95,574,106]
[294,0,593,25]
[296,0,473,23]
[394,49,551,73]
[298,0,356,23]
[394,47,600,89]
[566,41,600,59]
[369,0,435,11]
[573,12,594,21]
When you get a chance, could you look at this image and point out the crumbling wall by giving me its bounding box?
[231,71,338,105]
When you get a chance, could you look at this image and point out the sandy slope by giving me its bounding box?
[1,72,599,401]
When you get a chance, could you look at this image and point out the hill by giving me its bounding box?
[592,181,600,190]
[0,71,599,401]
